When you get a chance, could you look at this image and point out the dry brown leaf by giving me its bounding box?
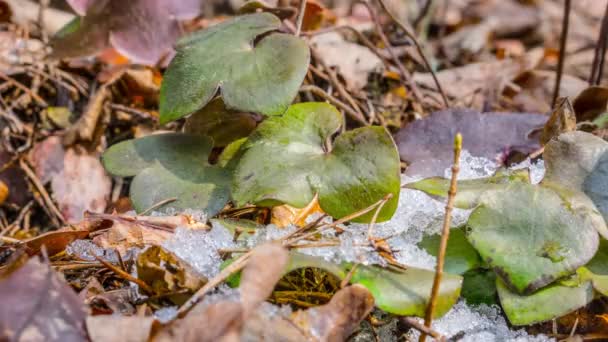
[240,243,289,318]
[0,257,88,341]
[291,284,375,342]
[541,98,577,145]
[86,315,155,342]
[271,196,323,228]
[29,136,112,223]
[136,245,206,304]
[0,180,7,205]
[573,86,608,122]
[414,49,543,109]
[24,229,90,256]
[310,32,383,91]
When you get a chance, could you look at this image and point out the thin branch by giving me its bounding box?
[295,0,307,36]
[420,133,462,342]
[19,158,65,225]
[413,0,433,32]
[590,1,608,85]
[552,0,571,107]
[95,255,155,294]
[375,0,450,108]
[402,317,445,341]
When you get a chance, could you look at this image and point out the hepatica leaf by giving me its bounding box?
[286,253,462,318]
[419,227,483,275]
[405,168,530,209]
[497,277,594,326]
[232,102,400,223]
[544,131,608,237]
[101,133,230,216]
[159,13,310,124]
[466,182,600,294]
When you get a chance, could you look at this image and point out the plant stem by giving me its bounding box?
[376,0,450,108]
[552,0,571,108]
[589,1,608,85]
[299,85,368,125]
[420,133,462,342]
[295,0,307,36]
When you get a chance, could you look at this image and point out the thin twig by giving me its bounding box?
[401,317,446,342]
[413,0,433,33]
[299,85,368,125]
[358,1,423,105]
[295,0,307,36]
[139,197,177,216]
[420,133,462,342]
[375,0,450,108]
[0,72,47,106]
[589,1,608,85]
[176,250,252,318]
[19,158,65,225]
[95,255,154,294]
[552,0,571,108]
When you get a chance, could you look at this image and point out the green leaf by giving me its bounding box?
[497,277,594,326]
[232,102,400,223]
[101,133,231,216]
[159,13,310,124]
[286,253,462,318]
[544,131,608,232]
[405,168,529,209]
[461,269,497,306]
[579,239,608,296]
[418,227,483,275]
[184,98,257,147]
[466,182,600,294]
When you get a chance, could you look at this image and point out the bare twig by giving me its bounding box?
[295,0,307,36]
[0,72,47,106]
[299,85,368,125]
[19,158,65,226]
[358,1,423,104]
[139,197,178,216]
[589,1,608,85]
[552,0,571,107]
[375,0,450,108]
[401,317,446,342]
[95,255,154,294]
[367,193,392,243]
[413,0,433,33]
[420,133,462,342]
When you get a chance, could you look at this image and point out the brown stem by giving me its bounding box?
[589,1,608,85]
[402,317,446,342]
[420,133,462,342]
[552,0,571,108]
[375,0,450,108]
[295,0,307,36]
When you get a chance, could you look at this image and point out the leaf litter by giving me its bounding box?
[2,0,608,341]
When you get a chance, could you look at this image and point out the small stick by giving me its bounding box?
[95,255,154,294]
[0,72,47,106]
[367,193,392,243]
[589,2,608,85]
[552,0,571,108]
[413,0,434,32]
[295,0,307,36]
[420,133,462,342]
[376,0,450,108]
[19,158,65,225]
[401,317,445,342]
[139,197,177,216]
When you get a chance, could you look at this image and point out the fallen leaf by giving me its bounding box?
[311,32,383,91]
[395,108,546,176]
[540,97,577,145]
[0,257,88,341]
[0,146,29,206]
[92,217,174,255]
[0,180,7,205]
[291,284,374,342]
[25,230,89,256]
[240,243,288,318]
[572,86,608,122]
[271,196,323,228]
[52,0,203,65]
[136,245,206,303]
[29,136,112,222]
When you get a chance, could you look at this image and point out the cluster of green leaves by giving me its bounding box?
[102,13,401,223]
[410,131,608,325]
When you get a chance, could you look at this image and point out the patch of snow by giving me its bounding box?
[162,224,235,278]
[407,301,554,342]
[154,306,178,323]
